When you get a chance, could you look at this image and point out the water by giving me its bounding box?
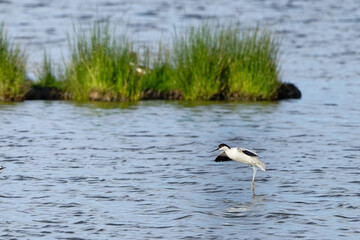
[1,0,360,239]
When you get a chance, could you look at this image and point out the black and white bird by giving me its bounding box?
[213,143,266,191]
[0,166,5,174]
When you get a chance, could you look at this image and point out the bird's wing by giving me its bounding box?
[239,148,258,157]
[214,151,232,162]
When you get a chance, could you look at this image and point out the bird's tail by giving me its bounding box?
[256,159,266,171]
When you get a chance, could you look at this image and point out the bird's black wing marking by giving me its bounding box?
[214,155,232,162]
[214,152,232,162]
[242,149,257,157]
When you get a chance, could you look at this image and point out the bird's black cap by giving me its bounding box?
[218,143,230,149]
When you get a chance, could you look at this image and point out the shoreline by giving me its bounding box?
[22,82,301,102]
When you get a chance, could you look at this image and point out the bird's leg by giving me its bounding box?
[251,166,257,192]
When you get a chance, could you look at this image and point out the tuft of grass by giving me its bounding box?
[171,23,281,100]
[171,23,229,100]
[64,21,144,101]
[0,24,27,101]
[227,26,281,100]
[33,52,62,90]
[141,44,176,92]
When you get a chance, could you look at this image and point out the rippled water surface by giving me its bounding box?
[1,0,360,239]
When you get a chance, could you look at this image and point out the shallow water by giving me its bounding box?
[1,0,360,239]
[1,95,360,239]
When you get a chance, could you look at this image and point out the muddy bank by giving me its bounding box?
[24,87,67,100]
[23,82,301,101]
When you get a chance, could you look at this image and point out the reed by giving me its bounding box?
[0,24,27,101]
[64,21,144,101]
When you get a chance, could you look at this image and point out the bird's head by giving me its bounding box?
[212,143,230,152]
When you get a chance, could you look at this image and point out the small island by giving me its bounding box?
[0,22,301,102]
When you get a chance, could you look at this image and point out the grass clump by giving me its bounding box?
[33,53,62,90]
[64,21,144,101]
[171,23,281,100]
[141,45,175,92]
[227,26,281,100]
[0,24,27,101]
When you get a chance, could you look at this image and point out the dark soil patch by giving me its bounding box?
[22,82,301,101]
[141,89,184,100]
[24,87,65,100]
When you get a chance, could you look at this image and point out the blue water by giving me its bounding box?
[1,1,360,239]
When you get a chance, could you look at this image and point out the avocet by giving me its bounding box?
[213,143,266,191]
